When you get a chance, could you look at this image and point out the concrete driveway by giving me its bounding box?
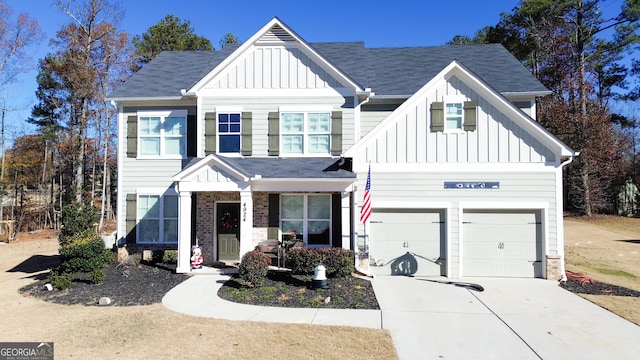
[372,275,640,360]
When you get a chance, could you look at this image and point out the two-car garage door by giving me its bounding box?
[462,210,542,278]
[368,208,543,278]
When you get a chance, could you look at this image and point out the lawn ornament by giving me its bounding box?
[191,246,203,269]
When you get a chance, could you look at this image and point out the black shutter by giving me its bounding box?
[268,194,280,240]
[268,112,279,156]
[431,102,444,132]
[463,101,477,131]
[186,114,196,157]
[205,112,216,155]
[331,193,342,248]
[331,111,342,156]
[125,194,137,244]
[126,115,137,158]
[241,112,252,156]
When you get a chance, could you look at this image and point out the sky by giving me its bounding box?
[1,0,525,138]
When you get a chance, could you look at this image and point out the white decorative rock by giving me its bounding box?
[99,297,112,305]
[44,283,53,291]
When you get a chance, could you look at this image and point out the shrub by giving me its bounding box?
[59,201,99,245]
[58,232,111,274]
[239,250,272,287]
[286,248,355,277]
[162,250,179,264]
[48,269,72,290]
[89,269,105,284]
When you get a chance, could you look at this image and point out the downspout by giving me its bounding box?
[353,89,374,278]
[558,154,577,282]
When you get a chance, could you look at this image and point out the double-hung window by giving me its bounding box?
[138,193,178,243]
[280,194,331,247]
[445,102,463,130]
[138,110,187,158]
[281,112,331,155]
[218,113,241,153]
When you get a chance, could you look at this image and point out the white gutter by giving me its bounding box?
[557,153,578,282]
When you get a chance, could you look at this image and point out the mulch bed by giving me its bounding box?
[217,271,380,309]
[559,271,640,297]
[20,262,188,306]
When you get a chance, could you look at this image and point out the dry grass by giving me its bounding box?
[564,215,640,325]
[0,236,397,359]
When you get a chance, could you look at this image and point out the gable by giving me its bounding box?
[190,18,361,94]
[203,45,344,90]
[345,61,574,165]
[172,155,249,192]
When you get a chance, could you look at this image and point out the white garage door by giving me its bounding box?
[369,209,446,277]
[463,210,542,277]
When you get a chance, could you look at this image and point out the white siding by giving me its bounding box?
[200,95,354,155]
[355,76,555,164]
[204,46,343,90]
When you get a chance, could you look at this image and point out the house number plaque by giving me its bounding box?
[444,181,500,189]
[242,203,247,222]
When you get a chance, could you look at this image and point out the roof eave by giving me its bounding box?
[107,96,186,102]
[501,90,552,98]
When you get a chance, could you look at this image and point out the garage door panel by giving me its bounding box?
[463,210,542,278]
[370,209,446,277]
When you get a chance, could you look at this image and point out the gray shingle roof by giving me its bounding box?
[180,156,355,179]
[110,41,547,99]
[221,157,355,179]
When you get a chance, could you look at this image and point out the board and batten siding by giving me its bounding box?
[204,46,342,90]
[356,169,559,278]
[200,95,354,155]
[355,75,555,164]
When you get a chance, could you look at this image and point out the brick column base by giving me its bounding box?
[546,255,563,280]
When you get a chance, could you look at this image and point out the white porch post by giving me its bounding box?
[341,191,351,250]
[239,190,254,260]
[176,191,192,273]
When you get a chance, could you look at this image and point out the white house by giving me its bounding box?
[109,17,576,279]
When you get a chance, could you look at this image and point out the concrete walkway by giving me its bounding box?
[163,274,640,360]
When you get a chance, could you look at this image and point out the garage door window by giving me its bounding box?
[281,194,331,246]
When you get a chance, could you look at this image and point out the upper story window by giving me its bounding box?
[281,112,331,155]
[445,103,463,130]
[430,97,477,133]
[138,110,187,158]
[218,113,241,153]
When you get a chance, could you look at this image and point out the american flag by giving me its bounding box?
[360,165,372,224]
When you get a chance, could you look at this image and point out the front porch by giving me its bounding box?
[171,155,357,273]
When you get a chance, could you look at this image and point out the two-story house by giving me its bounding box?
[109,17,576,279]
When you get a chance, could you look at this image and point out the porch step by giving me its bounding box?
[189,265,238,275]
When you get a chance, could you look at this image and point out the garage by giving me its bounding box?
[369,209,446,277]
[462,210,542,277]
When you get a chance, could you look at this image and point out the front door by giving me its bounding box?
[217,202,240,261]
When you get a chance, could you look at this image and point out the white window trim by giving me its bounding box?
[443,95,468,134]
[136,188,179,244]
[280,193,332,248]
[137,109,188,159]
[279,110,332,156]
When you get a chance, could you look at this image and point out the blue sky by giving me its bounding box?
[3,0,521,136]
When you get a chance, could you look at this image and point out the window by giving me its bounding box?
[218,113,241,153]
[281,112,331,154]
[445,102,463,130]
[280,194,331,247]
[138,194,178,243]
[138,110,187,157]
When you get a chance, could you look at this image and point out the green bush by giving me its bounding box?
[162,250,179,264]
[48,269,72,290]
[89,269,105,284]
[286,248,355,277]
[58,232,110,274]
[59,201,99,245]
[239,250,272,287]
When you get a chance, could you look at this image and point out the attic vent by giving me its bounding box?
[256,24,297,44]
